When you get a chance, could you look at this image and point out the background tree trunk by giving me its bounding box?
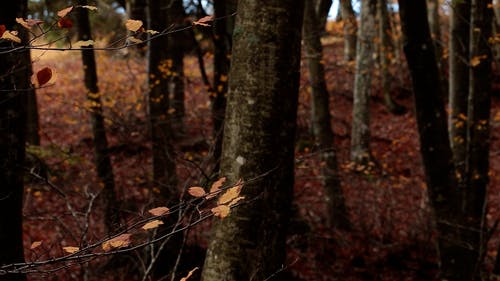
[316,0,333,30]
[339,0,358,61]
[427,0,448,96]
[76,0,119,232]
[201,0,304,280]
[351,0,377,165]
[0,1,28,280]
[303,0,350,230]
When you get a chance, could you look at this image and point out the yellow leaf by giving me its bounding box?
[1,30,21,43]
[73,40,94,48]
[57,6,74,18]
[127,37,143,44]
[30,241,42,250]
[125,19,143,32]
[63,246,79,254]
[211,205,230,218]
[206,177,226,199]
[81,5,98,11]
[180,267,199,281]
[188,186,206,197]
[142,219,164,230]
[228,196,245,207]
[193,15,213,27]
[217,178,244,205]
[102,234,132,252]
[470,56,481,67]
[147,206,169,216]
[146,29,159,35]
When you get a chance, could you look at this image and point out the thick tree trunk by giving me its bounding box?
[316,0,333,30]
[339,0,357,61]
[211,0,237,173]
[201,0,304,280]
[0,1,28,281]
[449,0,470,189]
[147,0,178,202]
[351,0,377,165]
[303,0,350,230]
[427,0,448,96]
[76,0,119,232]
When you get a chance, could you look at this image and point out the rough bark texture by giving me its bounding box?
[303,0,350,230]
[351,0,377,165]
[76,0,119,232]
[211,0,237,173]
[427,0,447,96]
[339,0,357,61]
[20,30,39,146]
[147,0,178,202]
[0,1,27,280]
[449,0,470,189]
[201,0,304,280]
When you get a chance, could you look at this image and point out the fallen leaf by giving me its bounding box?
[193,15,213,27]
[142,219,164,230]
[188,186,206,197]
[125,19,143,32]
[148,206,169,216]
[102,234,132,252]
[57,6,74,18]
[211,205,230,218]
[180,267,199,281]
[30,241,42,250]
[63,246,79,254]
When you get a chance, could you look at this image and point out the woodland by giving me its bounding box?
[0,0,500,280]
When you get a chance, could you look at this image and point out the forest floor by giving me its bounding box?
[24,36,500,281]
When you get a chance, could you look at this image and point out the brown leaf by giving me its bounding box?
[125,19,143,32]
[188,186,206,197]
[30,241,42,250]
[102,234,132,252]
[16,18,30,29]
[81,5,98,11]
[193,15,213,27]
[180,267,199,281]
[142,220,164,230]
[36,67,53,87]
[57,18,73,29]
[63,246,79,254]
[0,25,6,37]
[1,30,21,43]
[228,196,245,207]
[57,6,74,18]
[206,177,226,199]
[211,205,230,218]
[147,206,170,216]
[217,178,244,205]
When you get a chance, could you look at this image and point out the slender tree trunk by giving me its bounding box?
[317,0,333,30]
[147,0,178,202]
[351,0,377,165]
[304,0,350,230]
[126,0,147,55]
[339,0,358,61]
[0,1,28,280]
[211,0,237,173]
[449,0,470,191]
[427,0,448,96]
[201,0,304,280]
[492,0,500,66]
[76,0,119,232]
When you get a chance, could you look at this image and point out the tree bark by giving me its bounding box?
[76,0,119,232]
[0,1,28,280]
[303,0,350,230]
[211,0,237,173]
[316,0,333,30]
[427,0,448,96]
[201,0,304,280]
[449,0,470,189]
[351,0,377,165]
[339,0,357,61]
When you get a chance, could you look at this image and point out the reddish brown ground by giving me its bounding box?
[23,37,500,281]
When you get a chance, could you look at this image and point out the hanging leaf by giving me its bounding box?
[30,241,42,250]
[36,67,53,87]
[125,19,143,32]
[73,40,94,48]
[0,25,6,37]
[217,178,244,205]
[470,55,487,67]
[180,267,199,281]
[228,196,245,207]
[146,29,159,35]
[193,15,213,27]
[16,18,30,29]
[206,177,226,199]
[57,18,73,29]
[211,205,230,218]
[63,246,79,254]
[102,234,132,252]
[57,6,74,18]
[127,37,143,44]
[142,220,164,230]
[147,206,170,216]
[81,5,98,11]
[188,186,206,197]
[1,30,21,43]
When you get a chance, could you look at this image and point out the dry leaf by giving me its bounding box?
[102,234,132,252]
[180,267,199,281]
[127,37,143,44]
[1,30,21,43]
[188,186,206,197]
[193,15,213,27]
[211,205,230,218]
[16,18,30,29]
[217,179,244,205]
[73,40,94,48]
[57,18,73,28]
[228,196,245,207]
[146,29,159,35]
[63,246,79,254]
[36,67,53,87]
[0,25,6,37]
[57,6,74,18]
[206,177,226,199]
[147,206,170,216]
[125,19,143,32]
[142,220,164,230]
[30,241,42,250]
[470,56,481,67]
[81,5,98,11]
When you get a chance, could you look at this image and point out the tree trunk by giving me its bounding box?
[449,0,470,190]
[303,0,350,230]
[211,0,237,173]
[126,0,147,55]
[0,1,28,280]
[427,0,448,96]
[351,0,377,165]
[492,0,500,66]
[339,0,357,61]
[201,0,304,280]
[76,0,119,232]
[147,0,178,202]
[316,0,333,30]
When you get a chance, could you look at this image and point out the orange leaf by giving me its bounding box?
[206,177,226,199]
[142,219,164,230]
[63,246,79,254]
[228,196,245,207]
[102,234,131,252]
[30,241,42,250]
[57,18,73,29]
[180,267,199,281]
[147,206,170,216]
[125,19,143,32]
[211,205,230,218]
[193,15,213,27]
[57,6,74,18]
[217,178,244,205]
[188,186,206,197]
[36,67,53,87]
[0,25,5,37]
